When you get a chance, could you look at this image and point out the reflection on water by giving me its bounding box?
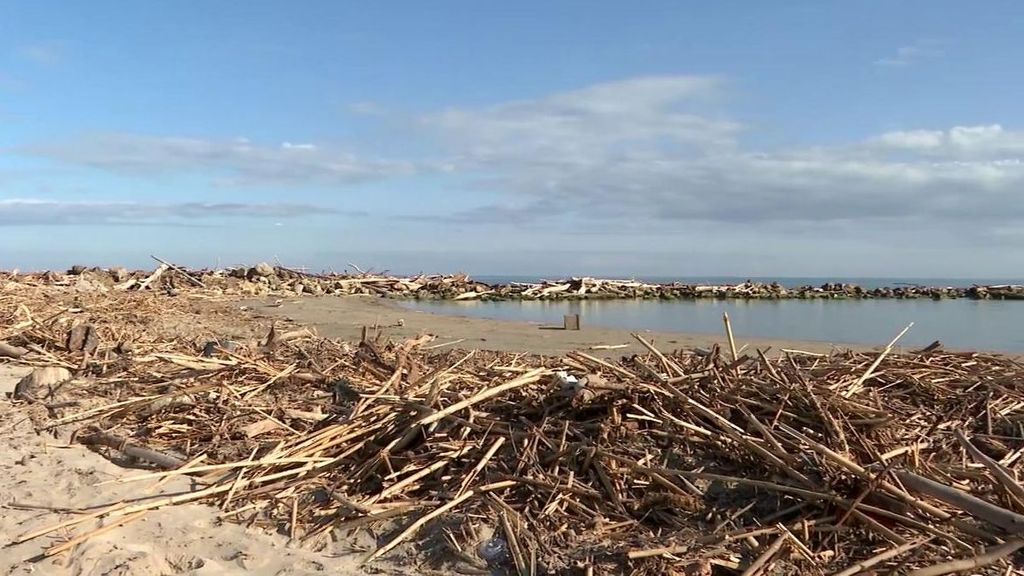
[403,298,1024,352]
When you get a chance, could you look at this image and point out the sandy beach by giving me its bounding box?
[246,295,864,357]
[1,279,1009,575]
[0,364,398,576]
[0,292,856,575]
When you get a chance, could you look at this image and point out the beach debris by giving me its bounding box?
[66,324,99,354]
[75,427,186,470]
[0,341,28,359]
[109,266,130,283]
[6,271,1024,574]
[552,370,584,397]
[13,367,71,401]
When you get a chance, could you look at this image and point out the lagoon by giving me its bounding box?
[404,297,1024,352]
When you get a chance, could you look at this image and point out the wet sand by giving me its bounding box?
[244,295,875,356]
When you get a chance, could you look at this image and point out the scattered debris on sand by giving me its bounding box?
[4,271,1024,574]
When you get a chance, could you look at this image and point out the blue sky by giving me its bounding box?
[2,1,1024,276]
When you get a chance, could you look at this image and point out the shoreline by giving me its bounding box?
[7,265,1024,302]
[246,294,875,356]
[2,277,1021,574]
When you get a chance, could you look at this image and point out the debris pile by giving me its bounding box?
[4,279,1024,574]
[4,262,1020,301]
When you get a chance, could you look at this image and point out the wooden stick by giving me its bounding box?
[569,351,639,380]
[12,501,126,544]
[843,322,912,397]
[77,429,185,470]
[723,313,738,363]
[907,538,1024,576]
[416,369,546,426]
[44,511,149,557]
[150,255,205,287]
[740,532,787,576]
[108,457,331,485]
[832,537,931,576]
[365,480,516,563]
[895,471,1024,533]
[631,333,685,377]
[955,430,1024,505]
[627,544,691,560]
[0,341,28,358]
[457,436,506,497]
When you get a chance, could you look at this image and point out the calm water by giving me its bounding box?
[473,276,1024,290]
[404,298,1024,352]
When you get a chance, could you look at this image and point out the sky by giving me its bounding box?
[2,1,1024,277]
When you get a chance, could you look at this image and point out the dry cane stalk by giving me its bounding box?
[44,511,149,557]
[723,312,738,363]
[364,480,517,563]
[831,537,931,576]
[907,538,1024,576]
[739,532,787,576]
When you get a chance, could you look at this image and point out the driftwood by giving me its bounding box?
[5,275,1024,573]
[150,255,205,287]
[136,263,168,290]
[895,471,1024,533]
[76,428,186,470]
[0,341,28,359]
[907,538,1024,576]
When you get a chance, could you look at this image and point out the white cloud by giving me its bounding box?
[281,142,317,151]
[412,76,1024,226]
[17,134,414,186]
[13,75,1024,238]
[874,39,944,67]
[0,199,335,226]
[422,75,740,167]
[873,125,1024,157]
[874,129,945,150]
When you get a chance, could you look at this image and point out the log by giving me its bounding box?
[0,341,28,359]
[151,255,205,287]
[907,538,1024,576]
[895,470,1024,533]
[137,264,169,290]
[77,429,186,470]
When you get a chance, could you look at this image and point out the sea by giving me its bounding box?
[401,276,1024,352]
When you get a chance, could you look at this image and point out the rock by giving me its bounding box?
[251,262,275,278]
[201,339,238,357]
[73,276,110,293]
[109,267,130,282]
[13,366,72,401]
[68,265,87,275]
[67,324,100,353]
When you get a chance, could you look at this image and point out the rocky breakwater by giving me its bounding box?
[452,278,976,301]
[5,264,1024,302]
